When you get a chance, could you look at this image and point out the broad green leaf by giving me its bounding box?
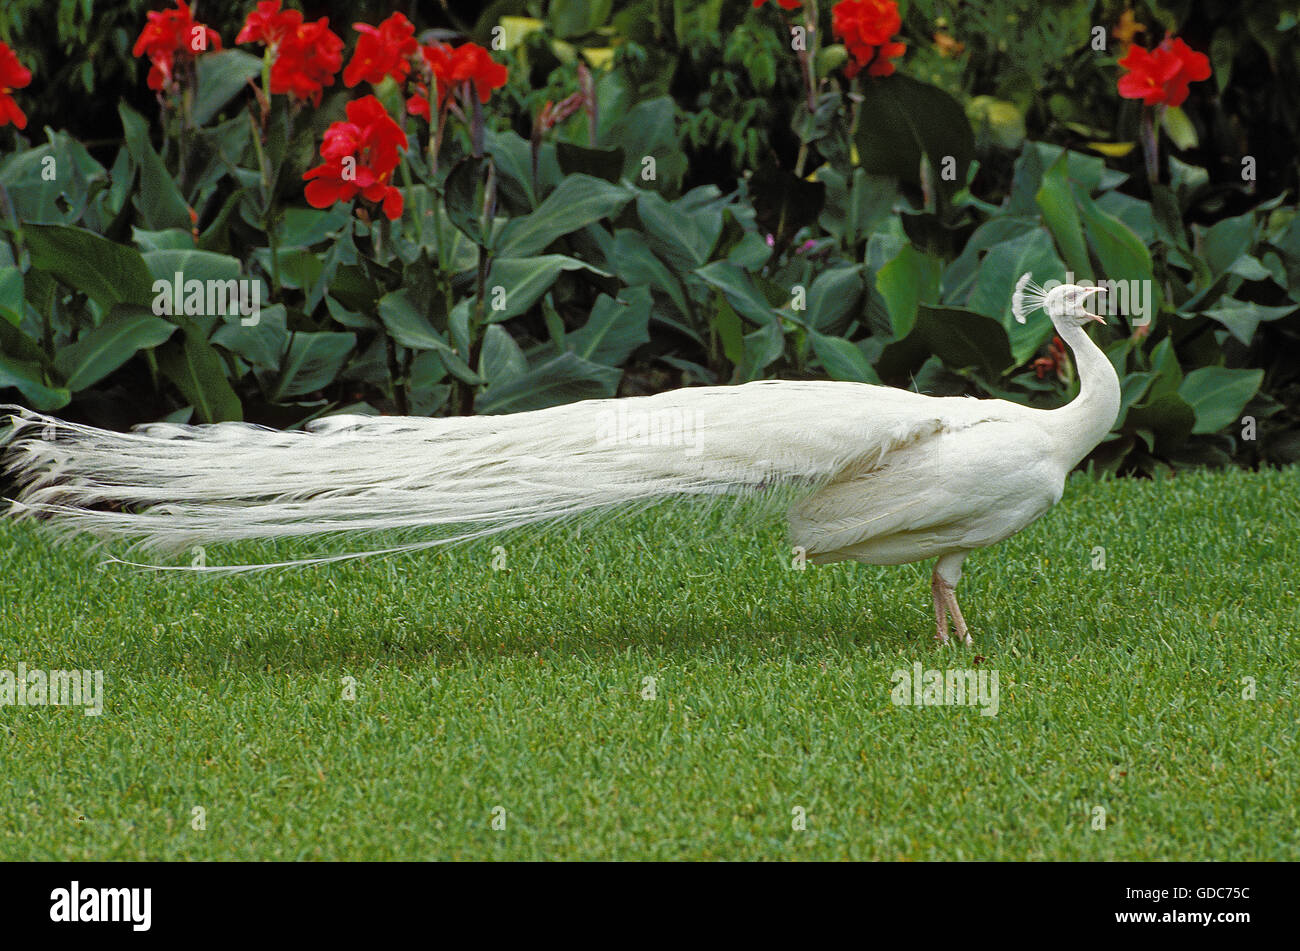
[875,245,942,339]
[156,321,243,422]
[485,255,610,322]
[853,75,975,205]
[636,189,722,271]
[1035,151,1091,279]
[0,130,109,226]
[806,265,864,334]
[1125,392,1196,450]
[212,303,288,370]
[1161,106,1198,151]
[269,332,357,401]
[608,230,693,328]
[496,175,633,257]
[1074,186,1158,318]
[1198,211,1255,277]
[965,228,1066,364]
[119,102,190,231]
[556,143,625,183]
[694,261,780,328]
[377,289,447,351]
[740,321,784,382]
[477,351,620,414]
[1179,367,1264,434]
[132,227,195,251]
[809,330,880,383]
[567,286,652,367]
[192,50,263,126]
[604,97,687,190]
[878,304,1014,379]
[479,324,528,383]
[54,305,177,391]
[0,267,23,326]
[24,222,154,311]
[1202,298,1297,345]
[0,353,70,411]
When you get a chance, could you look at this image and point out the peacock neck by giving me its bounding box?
[1048,319,1122,469]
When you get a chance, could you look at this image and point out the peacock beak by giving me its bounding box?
[1081,287,1106,324]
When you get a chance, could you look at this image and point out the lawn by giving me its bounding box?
[0,466,1296,860]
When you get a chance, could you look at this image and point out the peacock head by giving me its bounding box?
[1013,274,1106,327]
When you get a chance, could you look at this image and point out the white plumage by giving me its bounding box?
[1,276,1120,644]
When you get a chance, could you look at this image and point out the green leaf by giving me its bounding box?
[192,50,263,126]
[1178,367,1264,435]
[377,288,446,350]
[853,75,975,205]
[1161,106,1198,151]
[878,304,1014,379]
[0,266,23,326]
[443,156,491,246]
[605,97,686,190]
[477,351,621,414]
[211,303,287,370]
[748,162,825,249]
[740,321,784,381]
[695,261,780,328]
[1035,151,1091,280]
[119,102,190,231]
[556,143,625,183]
[156,321,243,422]
[808,331,880,383]
[485,255,611,322]
[1125,392,1196,450]
[0,130,109,226]
[567,286,652,367]
[496,175,633,257]
[1198,211,1255,277]
[636,189,723,271]
[1202,298,1298,346]
[132,227,195,251]
[269,332,357,401]
[875,245,942,339]
[1074,186,1158,318]
[806,266,864,334]
[24,222,155,311]
[608,230,693,330]
[479,324,528,383]
[53,305,177,391]
[965,228,1065,364]
[0,353,70,411]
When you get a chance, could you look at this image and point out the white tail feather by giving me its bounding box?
[2,381,979,572]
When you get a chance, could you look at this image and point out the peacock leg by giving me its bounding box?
[942,585,971,646]
[931,571,949,643]
[932,553,971,646]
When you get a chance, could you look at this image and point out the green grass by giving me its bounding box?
[0,467,1297,860]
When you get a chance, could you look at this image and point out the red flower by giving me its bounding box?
[303,95,407,220]
[752,0,803,8]
[1117,36,1210,108]
[832,0,906,78]
[237,1,342,106]
[1032,336,1068,380]
[132,1,222,93]
[343,12,419,88]
[408,41,508,119]
[0,42,32,130]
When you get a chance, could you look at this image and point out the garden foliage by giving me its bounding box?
[0,0,1297,473]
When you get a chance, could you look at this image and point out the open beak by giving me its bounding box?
[1081,287,1106,324]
